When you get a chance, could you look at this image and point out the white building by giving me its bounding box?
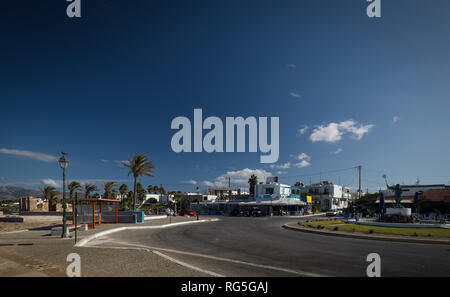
[306,181,351,211]
[254,182,293,201]
[141,194,174,205]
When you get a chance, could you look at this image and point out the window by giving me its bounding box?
[265,188,274,195]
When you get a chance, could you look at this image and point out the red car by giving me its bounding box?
[179,209,197,216]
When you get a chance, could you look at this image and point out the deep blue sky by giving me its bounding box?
[1,0,449,194]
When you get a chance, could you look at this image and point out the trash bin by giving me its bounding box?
[133,213,137,224]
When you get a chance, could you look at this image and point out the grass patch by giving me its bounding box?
[299,220,450,238]
[299,220,345,228]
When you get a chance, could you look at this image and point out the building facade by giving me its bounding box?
[306,181,351,211]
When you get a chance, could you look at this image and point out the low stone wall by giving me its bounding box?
[19,211,63,216]
[0,217,24,222]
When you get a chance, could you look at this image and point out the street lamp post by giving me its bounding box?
[59,153,69,238]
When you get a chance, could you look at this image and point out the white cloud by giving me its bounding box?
[183,180,198,185]
[41,178,61,188]
[0,149,58,162]
[309,120,374,143]
[270,162,291,169]
[276,171,287,175]
[287,63,297,70]
[101,159,109,163]
[295,160,311,168]
[297,125,309,136]
[202,168,273,188]
[331,148,343,155]
[290,92,301,98]
[392,115,401,123]
[294,153,311,168]
[201,181,215,187]
[297,153,310,161]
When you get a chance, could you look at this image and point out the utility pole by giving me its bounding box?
[227,176,231,188]
[357,165,362,200]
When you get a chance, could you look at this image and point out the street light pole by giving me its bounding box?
[59,153,69,238]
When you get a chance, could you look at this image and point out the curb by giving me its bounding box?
[282,223,450,245]
[75,218,220,247]
[0,229,29,235]
[144,215,167,221]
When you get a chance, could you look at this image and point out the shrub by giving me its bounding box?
[368,229,374,234]
[333,226,339,231]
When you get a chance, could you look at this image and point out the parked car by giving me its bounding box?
[179,209,197,216]
[249,207,263,217]
[326,210,342,217]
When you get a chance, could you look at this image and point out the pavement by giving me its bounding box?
[0,215,209,276]
[1,215,450,277]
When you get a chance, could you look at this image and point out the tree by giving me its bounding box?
[122,154,155,211]
[153,202,163,214]
[119,184,128,198]
[84,183,98,199]
[248,174,258,196]
[103,182,118,199]
[136,182,146,204]
[147,184,153,194]
[68,181,82,202]
[41,186,58,203]
[153,185,159,194]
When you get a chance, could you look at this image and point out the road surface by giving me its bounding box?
[85,216,450,277]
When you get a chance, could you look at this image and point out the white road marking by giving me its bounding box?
[152,250,225,277]
[87,239,326,277]
[74,218,220,247]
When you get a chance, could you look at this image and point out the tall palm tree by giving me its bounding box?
[41,186,57,202]
[84,183,98,199]
[248,174,258,196]
[103,182,118,199]
[68,181,82,202]
[122,154,155,210]
[40,186,58,210]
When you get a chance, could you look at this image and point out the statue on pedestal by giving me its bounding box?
[383,175,403,208]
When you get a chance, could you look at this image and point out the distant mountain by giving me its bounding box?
[0,186,42,201]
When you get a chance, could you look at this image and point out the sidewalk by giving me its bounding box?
[0,215,217,276]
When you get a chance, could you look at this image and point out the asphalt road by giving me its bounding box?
[86,216,450,277]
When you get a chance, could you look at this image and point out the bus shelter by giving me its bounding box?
[71,198,119,229]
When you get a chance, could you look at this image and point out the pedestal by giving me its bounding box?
[385,208,411,216]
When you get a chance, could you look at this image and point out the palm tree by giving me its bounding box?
[40,186,58,210]
[103,182,118,199]
[40,186,56,201]
[84,183,98,199]
[119,184,128,198]
[153,185,159,194]
[248,174,258,196]
[68,181,82,202]
[122,154,155,210]
[147,184,153,194]
[41,186,57,203]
